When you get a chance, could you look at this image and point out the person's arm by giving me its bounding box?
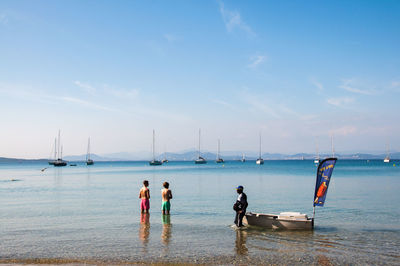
[139,189,142,198]
[146,189,150,199]
[168,190,173,200]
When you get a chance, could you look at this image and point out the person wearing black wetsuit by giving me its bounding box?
[234,185,248,227]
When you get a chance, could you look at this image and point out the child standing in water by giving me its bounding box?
[161,182,173,215]
[139,180,150,213]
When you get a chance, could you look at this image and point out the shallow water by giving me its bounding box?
[0,160,399,264]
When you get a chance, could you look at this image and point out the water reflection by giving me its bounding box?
[139,213,150,252]
[161,215,172,248]
[235,229,248,255]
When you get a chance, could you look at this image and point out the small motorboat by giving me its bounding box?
[244,212,313,230]
[244,158,337,230]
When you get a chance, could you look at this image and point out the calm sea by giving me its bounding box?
[0,160,399,264]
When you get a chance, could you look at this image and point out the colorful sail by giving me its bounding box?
[313,158,337,207]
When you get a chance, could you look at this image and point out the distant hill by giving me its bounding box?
[1,151,399,162]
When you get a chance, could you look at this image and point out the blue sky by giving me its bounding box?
[0,0,399,158]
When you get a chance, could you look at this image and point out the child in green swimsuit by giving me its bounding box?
[161,182,173,215]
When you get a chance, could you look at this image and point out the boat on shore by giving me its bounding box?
[244,157,337,230]
[195,129,207,164]
[149,130,162,166]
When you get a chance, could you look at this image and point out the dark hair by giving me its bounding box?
[143,180,149,186]
[163,182,169,188]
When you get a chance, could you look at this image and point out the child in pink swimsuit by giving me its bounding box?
[139,180,150,213]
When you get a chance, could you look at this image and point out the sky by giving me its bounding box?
[0,0,399,159]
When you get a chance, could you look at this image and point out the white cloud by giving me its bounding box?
[247,55,266,68]
[391,80,400,89]
[211,98,233,108]
[339,79,374,95]
[0,13,9,25]
[310,78,324,92]
[163,34,179,43]
[327,97,355,107]
[74,81,96,94]
[103,85,139,99]
[241,92,280,118]
[60,96,117,112]
[219,1,255,36]
[332,126,357,136]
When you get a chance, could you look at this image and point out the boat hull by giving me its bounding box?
[54,162,67,167]
[195,160,207,164]
[149,160,162,165]
[256,159,264,165]
[244,212,313,230]
[87,160,94,165]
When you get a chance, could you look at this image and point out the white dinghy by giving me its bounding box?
[244,158,337,230]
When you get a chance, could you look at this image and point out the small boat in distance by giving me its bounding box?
[195,129,207,164]
[256,132,264,165]
[314,137,320,164]
[162,146,169,163]
[149,130,162,166]
[216,139,224,163]
[86,137,94,165]
[384,142,390,163]
[241,153,246,162]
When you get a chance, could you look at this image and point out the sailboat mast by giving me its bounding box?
[54,138,57,160]
[316,137,319,159]
[259,132,262,159]
[198,129,201,158]
[331,134,335,157]
[57,130,61,160]
[87,138,91,161]
[217,139,220,160]
[152,130,155,161]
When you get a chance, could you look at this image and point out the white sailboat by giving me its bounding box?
[256,132,264,165]
[86,137,94,165]
[216,139,224,163]
[384,143,390,163]
[149,130,162,166]
[314,137,320,164]
[241,153,246,162]
[195,129,207,164]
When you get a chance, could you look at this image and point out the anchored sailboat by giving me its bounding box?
[149,130,162,166]
[86,137,94,165]
[216,139,224,163]
[256,132,264,165]
[53,130,67,167]
[314,137,320,164]
[195,129,207,164]
[384,142,390,163]
[241,153,246,162]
